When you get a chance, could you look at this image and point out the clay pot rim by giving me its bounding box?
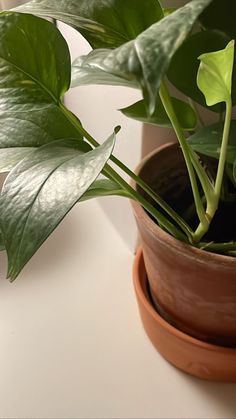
[134,247,236,354]
[131,142,236,270]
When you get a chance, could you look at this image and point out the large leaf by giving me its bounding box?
[0,12,83,172]
[0,107,83,172]
[71,51,138,89]
[120,96,197,130]
[14,0,164,49]
[0,134,116,281]
[188,121,236,163]
[71,0,212,114]
[167,30,232,110]
[199,0,236,41]
[197,40,234,106]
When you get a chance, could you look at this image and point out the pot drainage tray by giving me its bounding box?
[133,248,236,382]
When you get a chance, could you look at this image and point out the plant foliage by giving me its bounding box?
[0,0,235,280]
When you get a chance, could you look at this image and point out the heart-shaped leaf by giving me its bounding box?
[71,0,212,114]
[188,120,236,163]
[197,40,234,106]
[0,12,83,172]
[120,96,197,130]
[167,29,232,110]
[14,0,164,48]
[1,133,116,281]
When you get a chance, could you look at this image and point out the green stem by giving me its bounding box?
[198,241,236,253]
[159,82,208,229]
[188,147,215,205]
[104,165,187,241]
[107,156,193,239]
[214,99,232,198]
[193,98,232,241]
[60,103,193,240]
[188,98,205,127]
[59,103,187,241]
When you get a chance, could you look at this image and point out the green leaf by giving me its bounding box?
[0,12,70,99]
[197,40,235,106]
[71,51,138,89]
[71,0,212,114]
[0,134,116,281]
[167,30,232,111]
[188,120,236,163]
[0,107,83,172]
[199,0,236,41]
[0,12,82,172]
[80,178,129,201]
[14,0,164,49]
[120,96,197,130]
[0,229,5,251]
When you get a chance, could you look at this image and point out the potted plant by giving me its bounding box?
[2,0,236,380]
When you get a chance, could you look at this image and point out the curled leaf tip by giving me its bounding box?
[114,125,121,134]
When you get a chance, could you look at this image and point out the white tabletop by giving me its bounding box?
[0,199,236,419]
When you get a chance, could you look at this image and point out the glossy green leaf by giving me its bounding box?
[0,229,5,251]
[14,0,164,49]
[188,120,236,163]
[71,51,138,89]
[0,12,82,172]
[167,30,233,110]
[0,107,83,172]
[81,178,129,201]
[197,40,234,106]
[199,0,236,41]
[0,12,70,99]
[0,134,116,281]
[71,0,212,114]
[120,96,197,130]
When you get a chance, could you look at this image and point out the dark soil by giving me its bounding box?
[162,185,236,243]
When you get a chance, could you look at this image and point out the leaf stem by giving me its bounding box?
[193,98,232,241]
[59,103,189,241]
[103,164,188,241]
[159,81,208,230]
[214,99,232,198]
[197,241,236,253]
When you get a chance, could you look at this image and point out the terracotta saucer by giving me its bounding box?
[133,248,236,382]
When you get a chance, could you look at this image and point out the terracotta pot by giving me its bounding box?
[131,143,236,347]
[133,248,236,381]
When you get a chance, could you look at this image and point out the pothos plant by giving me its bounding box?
[0,0,235,280]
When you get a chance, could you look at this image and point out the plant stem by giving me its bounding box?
[59,103,188,241]
[104,164,188,241]
[159,81,208,230]
[214,100,232,198]
[188,98,205,127]
[113,159,194,238]
[193,98,232,241]
[198,241,236,253]
[188,147,215,205]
